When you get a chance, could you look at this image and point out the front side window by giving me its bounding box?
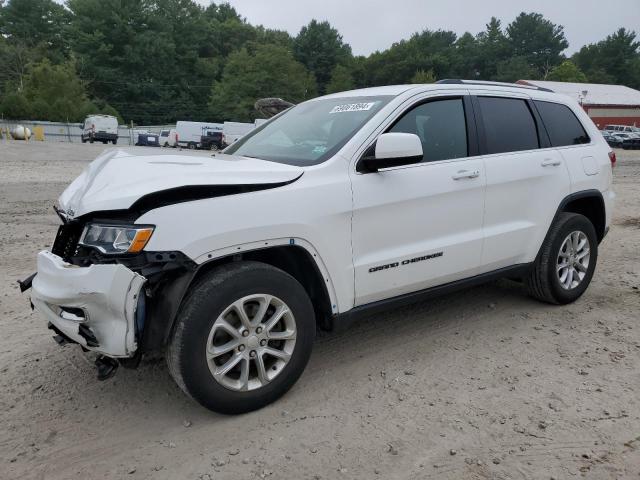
[388,98,468,162]
[478,97,539,154]
[534,100,590,147]
[225,96,392,166]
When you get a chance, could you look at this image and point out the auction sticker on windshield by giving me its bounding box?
[329,102,376,114]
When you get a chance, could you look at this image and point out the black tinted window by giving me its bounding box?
[535,101,590,147]
[478,97,539,154]
[389,98,468,162]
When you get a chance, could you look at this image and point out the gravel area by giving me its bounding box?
[1,141,639,479]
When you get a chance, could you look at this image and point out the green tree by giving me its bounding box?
[450,32,481,79]
[547,60,588,82]
[411,69,436,84]
[573,28,640,88]
[68,0,223,123]
[476,17,510,80]
[0,59,106,121]
[494,56,537,82]
[506,12,568,78]
[293,20,352,94]
[361,29,458,86]
[0,0,69,61]
[0,91,31,119]
[0,38,33,90]
[326,64,355,93]
[21,59,101,121]
[209,44,316,122]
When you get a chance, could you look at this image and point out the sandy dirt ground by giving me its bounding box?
[1,141,639,480]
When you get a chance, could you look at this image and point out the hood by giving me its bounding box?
[58,148,303,218]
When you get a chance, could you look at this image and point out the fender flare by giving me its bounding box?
[534,189,606,264]
[142,237,339,353]
[193,237,339,313]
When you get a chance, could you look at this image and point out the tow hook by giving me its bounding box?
[95,355,119,381]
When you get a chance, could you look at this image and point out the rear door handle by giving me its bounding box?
[452,169,480,180]
[541,158,561,167]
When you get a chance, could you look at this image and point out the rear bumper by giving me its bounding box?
[88,132,118,141]
[31,250,146,358]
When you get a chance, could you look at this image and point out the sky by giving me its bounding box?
[205,0,640,56]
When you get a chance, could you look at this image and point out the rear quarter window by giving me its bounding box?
[534,100,590,147]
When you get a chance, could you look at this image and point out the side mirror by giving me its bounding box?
[357,132,423,173]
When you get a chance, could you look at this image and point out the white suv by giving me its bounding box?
[23,80,615,414]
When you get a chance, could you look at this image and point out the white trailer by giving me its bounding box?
[222,121,255,147]
[176,121,223,149]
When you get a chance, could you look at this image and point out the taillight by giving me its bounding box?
[608,151,616,168]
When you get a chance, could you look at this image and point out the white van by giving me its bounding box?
[176,121,223,149]
[222,121,255,147]
[81,115,118,144]
[159,128,178,147]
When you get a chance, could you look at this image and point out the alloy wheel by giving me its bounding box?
[556,230,590,290]
[206,294,297,391]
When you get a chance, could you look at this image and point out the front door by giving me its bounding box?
[350,95,486,306]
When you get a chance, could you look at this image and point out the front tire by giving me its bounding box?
[167,261,315,414]
[526,212,598,304]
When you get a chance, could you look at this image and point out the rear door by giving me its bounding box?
[473,93,570,270]
[350,93,486,306]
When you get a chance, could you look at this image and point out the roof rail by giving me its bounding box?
[435,79,554,93]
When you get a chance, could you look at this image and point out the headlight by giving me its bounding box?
[79,224,155,254]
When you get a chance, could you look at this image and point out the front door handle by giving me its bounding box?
[452,169,480,180]
[541,158,561,167]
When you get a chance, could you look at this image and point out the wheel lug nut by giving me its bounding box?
[256,326,263,334]
[238,345,245,352]
[249,350,256,358]
[260,339,267,346]
[242,330,249,337]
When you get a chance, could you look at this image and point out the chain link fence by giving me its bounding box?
[0,119,174,145]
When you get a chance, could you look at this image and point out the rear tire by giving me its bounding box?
[167,261,315,414]
[526,212,598,304]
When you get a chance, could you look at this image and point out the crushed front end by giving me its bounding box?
[25,216,197,369]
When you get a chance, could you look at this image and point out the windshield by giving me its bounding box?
[225,95,392,166]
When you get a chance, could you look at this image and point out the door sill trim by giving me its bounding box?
[334,263,531,329]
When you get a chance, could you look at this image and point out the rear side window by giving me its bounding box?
[534,101,590,147]
[389,98,468,162]
[478,97,539,154]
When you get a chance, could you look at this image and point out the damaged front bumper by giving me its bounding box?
[31,250,146,358]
